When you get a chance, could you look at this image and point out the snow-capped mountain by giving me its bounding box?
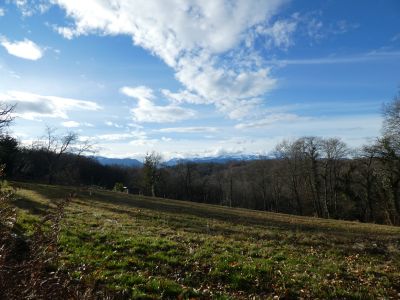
[93,154,269,168]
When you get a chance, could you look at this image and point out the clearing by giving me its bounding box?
[10,182,400,299]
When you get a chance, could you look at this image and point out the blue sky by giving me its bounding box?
[0,0,399,159]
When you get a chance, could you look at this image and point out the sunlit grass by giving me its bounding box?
[11,181,400,299]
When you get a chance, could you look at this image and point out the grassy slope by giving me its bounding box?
[11,182,400,299]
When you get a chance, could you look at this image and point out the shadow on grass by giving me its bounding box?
[14,182,400,241]
[12,197,50,216]
[71,193,400,247]
[92,191,400,236]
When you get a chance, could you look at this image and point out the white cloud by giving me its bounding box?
[14,0,50,16]
[174,55,276,119]
[94,127,148,142]
[258,19,298,50]
[56,27,75,39]
[0,8,5,17]
[129,138,159,147]
[158,127,217,133]
[61,120,80,128]
[53,0,284,58]
[235,113,309,129]
[52,0,287,118]
[0,90,102,120]
[105,121,123,128]
[161,89,209,105]
[121,86,195,123]
[0,38,43,60]
[127,123,144,129]
[306,17,324,40]
[256,12,355,50]
[98,133,137,141]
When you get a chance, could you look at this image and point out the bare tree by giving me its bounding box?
[0,103,15,133]
[296,136,332,218]
[34,126,92,184]
[372,91,400,223]
[383,91,400,144]
[320,138,349,217]
[253,160,271,211]
[356,145,380,222]
[275,139,305,215]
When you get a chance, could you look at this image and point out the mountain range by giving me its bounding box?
[93,154,267,168]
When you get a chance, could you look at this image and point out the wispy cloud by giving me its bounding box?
[98,133,140,141]
[0,64,21,79]
[266,50,400,66]
[0,90,102,120]
[332,20,359,35]
[258,18,298,50]
[14,0,50,17]
[0,37,43,60]
[391,33,400,42]
[235,113,309,129]
[121,86,195,123]
[0,7,5,17]
[157,127,218,133]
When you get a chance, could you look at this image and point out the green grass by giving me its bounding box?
[10,181,400,299]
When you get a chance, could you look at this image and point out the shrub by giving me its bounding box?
[113,182,125,192]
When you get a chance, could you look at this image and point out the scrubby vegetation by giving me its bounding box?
[8,181,400,299]
[0,171,116,299]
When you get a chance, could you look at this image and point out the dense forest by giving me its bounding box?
[1,92,400,225]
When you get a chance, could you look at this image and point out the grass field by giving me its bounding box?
[10,181,400,299]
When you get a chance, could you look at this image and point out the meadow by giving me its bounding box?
[11,181,400,299]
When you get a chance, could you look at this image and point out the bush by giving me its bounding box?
[113,182,125,192]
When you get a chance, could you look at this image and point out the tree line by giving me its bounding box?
[1,92,400,225]
[140,92,400,225]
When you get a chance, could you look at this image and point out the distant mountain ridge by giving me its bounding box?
[93,156,143,168]
[93,154,267,168]
[164,154,265,166]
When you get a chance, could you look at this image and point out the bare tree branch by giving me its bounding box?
[0,103,15,133]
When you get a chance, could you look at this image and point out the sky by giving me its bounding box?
[0,0,399,159]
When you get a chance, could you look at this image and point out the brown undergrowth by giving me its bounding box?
[0,167,118,300]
